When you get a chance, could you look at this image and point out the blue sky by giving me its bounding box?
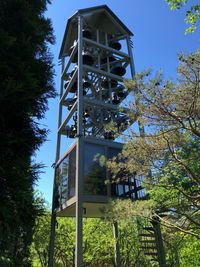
[35,0,199,204]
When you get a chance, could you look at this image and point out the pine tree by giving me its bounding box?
[108,50,200,237]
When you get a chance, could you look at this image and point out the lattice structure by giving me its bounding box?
[51,5,139,219]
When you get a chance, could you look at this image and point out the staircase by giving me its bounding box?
[138,219,166,267]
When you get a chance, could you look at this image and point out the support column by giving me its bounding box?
[75,138,83,267]
[126,36,144,136]
[48,57,65,267]
[153,221,166,267]
[47,186,57,267]
[113,221,120,267]
[75,15,83,267]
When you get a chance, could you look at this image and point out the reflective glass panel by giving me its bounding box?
[84,143,106,195]
[61,155,69,205]
[68,147,76,199]
[55,164,62,208]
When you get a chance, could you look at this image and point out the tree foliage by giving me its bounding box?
[108,50,200,240]
[0,1,55,266]
[165,0,200,33]
[31,211,113,267]
[31,207,154,267]
[32,197,200,267]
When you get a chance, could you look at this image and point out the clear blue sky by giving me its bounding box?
[35,0,200,204]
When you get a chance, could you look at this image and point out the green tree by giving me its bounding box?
[179,233,200,266]
[32,203,152,267]
[0,1,55,266]
[108,50,200,238]
[83,218,114,267]
[162,228,200,267]
[105,200,156,267]
[31,212,75,267]
[31,212,114,267]
[165,0,200,32]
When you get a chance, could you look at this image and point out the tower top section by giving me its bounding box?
[59,5,133,59]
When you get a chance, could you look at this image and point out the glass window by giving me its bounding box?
[55,146,76,206]
[125,185,129,193]
[68,147,76,199]
[108,147,121,197]
[55,164,62,208]
[109,147,145,200]
[117,184,124,196]
[61,156,69,205]
[84,143,107,195]
[108,147,121,159]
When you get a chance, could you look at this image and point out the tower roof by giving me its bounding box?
[59,5,133,59]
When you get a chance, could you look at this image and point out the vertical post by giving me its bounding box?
[153,221,166,267]
[75,14,83,267]
[126,36,144,136]
[108,33,120,262]
[47,186,57,267]
[56,58,65,160]
[113,221,120,267]
[175,247,180,267]
[126,36,135,78]
[48,57,65,267]
[105,33,112,104]
[96,29,101,70]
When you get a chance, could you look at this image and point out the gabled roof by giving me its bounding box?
[59,5,133,59]
[77,5,133,35]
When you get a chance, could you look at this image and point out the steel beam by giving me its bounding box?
[58,101,77,134]
[113,221,120,267]
[153,221,167,267]
[75,15,83,267]
[83,38,130,60]
[83,65,124,82]
[60,68,78,104]
[48,57,65,267]
[61,43,78,79]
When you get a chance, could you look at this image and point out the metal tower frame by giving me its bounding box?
[48,5,166,267]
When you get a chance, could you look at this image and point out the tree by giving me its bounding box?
[165,0,200,33]
[108,50,200,238]
[178,233,200,266]
[0,1,55,266]
[31,195,199,267]
[105,200,157,267]
[31,210,114,267]
[31,211,75,267]
[31,207,151,267]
